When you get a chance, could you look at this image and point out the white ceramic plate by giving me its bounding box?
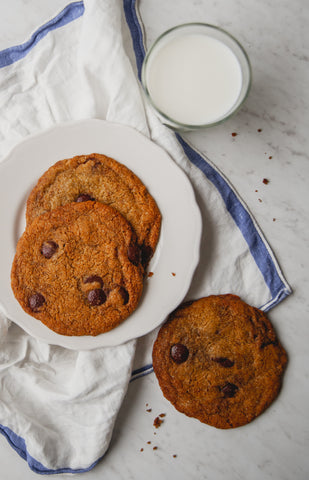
[0,119,202,349]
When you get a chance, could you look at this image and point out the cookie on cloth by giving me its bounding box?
[152,294,287,429]
[11,201,144,336]
[26,152,161,268]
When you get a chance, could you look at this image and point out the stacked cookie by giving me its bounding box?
[11,153,161,336]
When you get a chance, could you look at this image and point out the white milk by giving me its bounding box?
[145,33,243,126]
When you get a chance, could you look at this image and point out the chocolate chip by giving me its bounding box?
[260,338,277,349]
[84,275,104,288]
[29,293,45,311]
[128,244,141,266]
[170,344,189,364]
[119,286,129,305]
[41,240,58,259]
[87,289,106,306]
[76,194,94,202]
[221,383,238,398]
[212,357,234,368]
[141,244,153,267]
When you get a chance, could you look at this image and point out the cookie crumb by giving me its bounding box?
[147,441,151,445]
[153,446,158,451]
[263,178,269,185]
[173,454,177,458]
[148,272,154,278]
[273,218,276,222]
[255,189,258,193]
[258,198,262,203]
[153,416,164,428]
[257,128,262,132]
[269,156,273,159]
[146,408,152,412]
[159,413,166,418]
[231,132,238,137]
[140,448,144,452]
[171,272,176,277]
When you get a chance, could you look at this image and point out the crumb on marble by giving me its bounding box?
[153,416,164,428]
[263,178,270,184]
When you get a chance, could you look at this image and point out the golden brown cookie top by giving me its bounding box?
[152,294,287,429]
[26,153,161,268]
[11,201,144,336]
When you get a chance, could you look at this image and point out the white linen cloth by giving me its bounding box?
[0,0,291,474]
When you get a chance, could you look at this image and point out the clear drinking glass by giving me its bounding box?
[141,23,252,131]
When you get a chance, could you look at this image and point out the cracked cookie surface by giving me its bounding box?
[11,201,144,336]
[26,153,161,268]
[152,294,287,429]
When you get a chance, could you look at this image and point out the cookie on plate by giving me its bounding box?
[152,294,287,429]
[26,153,161,268]
[11,201,144,336]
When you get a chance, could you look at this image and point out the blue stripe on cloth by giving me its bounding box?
[123,0,291,312]
[123,0,145,79]
[0,425,102,474]
[176,135,292,311]
[0,1,84,68]
[131,363,154,381]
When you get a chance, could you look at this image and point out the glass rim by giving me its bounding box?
[141,22,252,130]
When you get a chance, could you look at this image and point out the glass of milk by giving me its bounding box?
[141,23,251,130]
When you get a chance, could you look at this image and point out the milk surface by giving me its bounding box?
[146,33,243,125]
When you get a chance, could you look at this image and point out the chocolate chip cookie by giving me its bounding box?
[152,295,287,429]
[11,201,144,336]
[26,153,161,268]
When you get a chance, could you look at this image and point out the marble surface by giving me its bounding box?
[0,0,308,479]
